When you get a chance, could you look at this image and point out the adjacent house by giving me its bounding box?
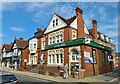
[10,38,28,69]
[28,27,44,65]
[1,43,12,68]
[38,7,116,77]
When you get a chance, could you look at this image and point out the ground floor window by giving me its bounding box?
[71,49,79,62]
[29,56,37,64]
[56,54,63,64]
[92,49,97,63]
[48,49,63,65]
[72,54,79,62]
[102,52,106,65]
[49,54,54,64]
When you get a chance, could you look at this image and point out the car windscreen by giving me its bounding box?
[0,74,17,83]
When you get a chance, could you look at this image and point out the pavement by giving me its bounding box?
[0,67,119,83]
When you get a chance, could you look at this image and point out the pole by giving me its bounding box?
[79,53,81,79]
[68,53,71,75]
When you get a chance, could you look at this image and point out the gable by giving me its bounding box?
[84,24,89,34]
[13,43,17,49]
[70,18,77,29]
[44,14,67,34]
[3,47,5,52]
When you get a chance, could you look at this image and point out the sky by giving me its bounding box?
[0,2,119,52]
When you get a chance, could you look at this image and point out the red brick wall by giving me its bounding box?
[64,48,69,65]
[83,46,113,77]
[20,47,29,68]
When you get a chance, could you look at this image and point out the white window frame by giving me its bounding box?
[71,54,79,62]
[56,54,63,64]
[49,54,54,64]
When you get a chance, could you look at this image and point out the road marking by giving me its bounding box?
[109,77,120,82]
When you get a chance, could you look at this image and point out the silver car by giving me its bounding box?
[0,71,18,84]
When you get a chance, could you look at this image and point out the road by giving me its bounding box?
[91,69,120,83]
[13,73,54,84]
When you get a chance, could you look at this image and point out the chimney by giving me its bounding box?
[92,19,97,38]
[37,27,41,32]
[76,7,85,39]
[19,38,24,40]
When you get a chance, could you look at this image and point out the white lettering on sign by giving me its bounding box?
[54,43,66,48]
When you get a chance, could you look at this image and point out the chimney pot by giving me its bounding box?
[76,7,83,14]
[37,27,41,32]
[92,19,97,24]
[19,38,23,40]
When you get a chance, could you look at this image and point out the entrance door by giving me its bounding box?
[70,49,80,75]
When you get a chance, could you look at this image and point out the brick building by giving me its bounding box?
[28,27,44,66]
[1,43,12,68]
[37,7,116,77]
[10,38,29,69]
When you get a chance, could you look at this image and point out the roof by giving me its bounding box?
[55,13,76,26]
[2,44,11,52]
[34,30,44,38]
[29,29,44,40]
[11,38,28,49]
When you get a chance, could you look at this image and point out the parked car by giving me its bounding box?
[0,71,18,84]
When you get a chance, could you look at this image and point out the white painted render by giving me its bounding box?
[13,43,17,49]
[70,18,77,29]
[29,38,37,54]
[44,14,67,34]
[84,24,89,34]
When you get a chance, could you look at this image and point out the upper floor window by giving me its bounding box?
[53,20,55,27]
[50,37,52,44]
[53,37,55,43]
[102,52,106,65]
[59,34,63,42]
[34,44,36,48]
[42,37,46,48]
[56,18,58,26]
[72,30,76,40]
[56,35,59,43]
[48,30,64,45]
[53,18,58,27]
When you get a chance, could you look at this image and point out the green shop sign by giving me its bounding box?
[42,38,112,51]
[43,39,84,50]
[86,42,112,51]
